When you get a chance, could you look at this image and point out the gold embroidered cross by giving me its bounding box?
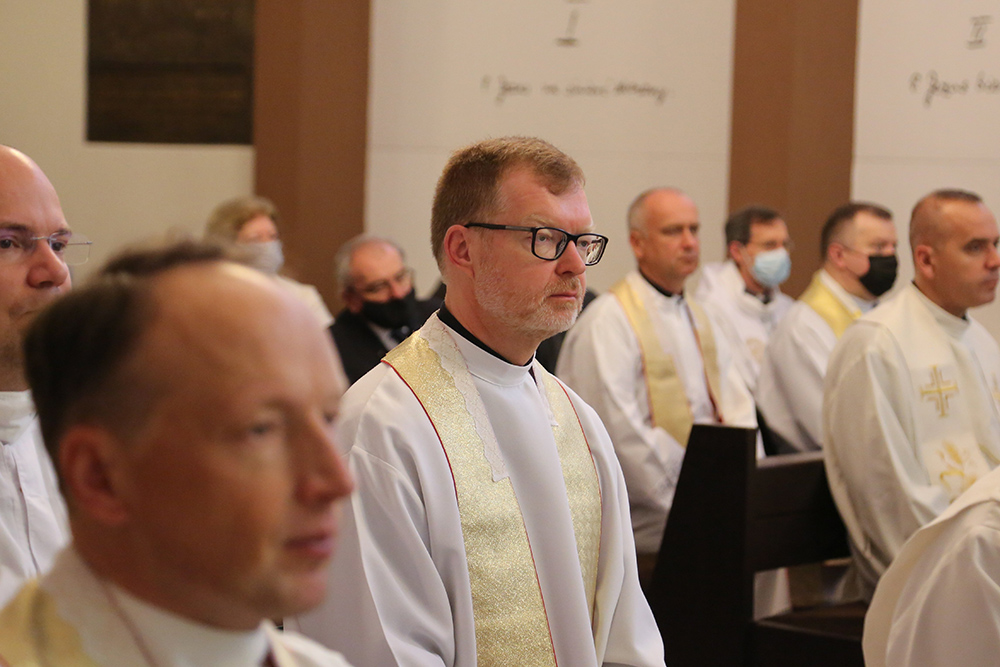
[921,365,959,418]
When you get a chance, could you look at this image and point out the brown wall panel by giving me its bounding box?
[730,0,859,297]
[254,0,370,312]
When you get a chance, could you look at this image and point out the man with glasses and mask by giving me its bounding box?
[330,235,440,384]
[757,202,899,453]
[824,189,1000,601]
[0,145,90,604]
[293,137,664,666]
[694,205,795,393]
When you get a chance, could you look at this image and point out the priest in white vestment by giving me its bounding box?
[293,138,665,666]
[0,242,355,666]
[555,189,791,618]
[693,205,794,393]
[757,202,899,452]
[823,189,1000,600]
[0,146,73,606]
[557,188,758,559]
[863,465,1000,667]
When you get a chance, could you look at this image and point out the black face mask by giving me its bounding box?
[859,254,898,297]
[361,289,418,329]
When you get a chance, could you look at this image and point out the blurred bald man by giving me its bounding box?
[824,189,1000,599]
[0,145,90,604]
[0,241,353,665]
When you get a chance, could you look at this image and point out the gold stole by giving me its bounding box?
[609,277,723,448]
[384,328,601,666]
[0,580,100,667]
[799,271,860,338]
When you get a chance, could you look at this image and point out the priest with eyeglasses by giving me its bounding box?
[292,136,665,667]
[0,145,90,607]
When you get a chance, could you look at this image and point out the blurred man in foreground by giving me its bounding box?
[0,241,354,666]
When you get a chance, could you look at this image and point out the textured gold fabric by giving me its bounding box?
[385,330,601,665]
[610,279,723,447]
[799,271,860,338]
[0,581,100,667]
[687,299,724,422]
[538,371,602,620]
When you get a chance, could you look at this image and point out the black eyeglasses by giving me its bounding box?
[464,222,608,266]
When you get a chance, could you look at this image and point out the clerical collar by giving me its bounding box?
[0,391,36,446]
[103,575,271,667]
[639,270,681,299]
[746,288,773,305]
[437,305,532,367]
[911,282,970,325]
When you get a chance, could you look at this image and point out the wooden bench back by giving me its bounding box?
[647,424,850,666]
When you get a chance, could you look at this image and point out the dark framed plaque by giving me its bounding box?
[87,0,254,144]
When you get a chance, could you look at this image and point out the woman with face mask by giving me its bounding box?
[204,195,335,328]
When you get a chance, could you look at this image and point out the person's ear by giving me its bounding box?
[342,287,364,313]
[828,243,847,269]
[60,425,131,526]
[443,225,475,279]
[728,240,745,265]
[913,244,935,281]
[629,230,645,260]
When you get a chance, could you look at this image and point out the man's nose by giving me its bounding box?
[27,239,70,289]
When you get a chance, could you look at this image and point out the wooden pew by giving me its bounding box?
[647,424,866,667]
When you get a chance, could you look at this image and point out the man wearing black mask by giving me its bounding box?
[330,235,441,384]
[757,202,898,453]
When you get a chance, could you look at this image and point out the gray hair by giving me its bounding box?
[334,234,407,294]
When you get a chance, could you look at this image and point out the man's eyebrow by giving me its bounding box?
[522,214,596,232]
[522,214,556,228]
[0,222,72,236]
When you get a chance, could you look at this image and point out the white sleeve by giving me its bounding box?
[758,309,832,452]
[556,297,684,556]
[705,310,758,431]
[562,392,666,667]
[702,300,758,394]
[881,520,1000,667]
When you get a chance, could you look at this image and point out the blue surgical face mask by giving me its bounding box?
[748,247,791,288]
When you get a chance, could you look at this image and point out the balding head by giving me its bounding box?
[909,189,1000,317]
[910,189,984,249]
[627,188,700,293]
[0,145,73,390]
[25,239,353,629]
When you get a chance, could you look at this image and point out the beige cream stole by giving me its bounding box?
[384,319,601,666]
[610,274,723,447]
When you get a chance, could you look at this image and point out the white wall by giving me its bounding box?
[0,1,254,280]
[853,0,1000,333]
[364,1,737,295]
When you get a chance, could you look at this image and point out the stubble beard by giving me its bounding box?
[0,335,26,391]
[474,264,583,345]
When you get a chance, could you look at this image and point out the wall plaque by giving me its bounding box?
[88,0,254,144]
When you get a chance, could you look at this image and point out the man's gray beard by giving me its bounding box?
[474,278,581,344]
